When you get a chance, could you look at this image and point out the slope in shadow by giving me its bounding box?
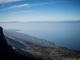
[0,26,39,60]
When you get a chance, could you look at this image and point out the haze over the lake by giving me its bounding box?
[0,22,80,51]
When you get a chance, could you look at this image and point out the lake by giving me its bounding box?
[0,22,80,51]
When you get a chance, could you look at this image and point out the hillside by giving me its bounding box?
[4,30,58,48]
[3,30,80,60]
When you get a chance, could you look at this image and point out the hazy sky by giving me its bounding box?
[0,0,80,22]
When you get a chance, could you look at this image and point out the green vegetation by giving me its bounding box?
[13,45,80,60]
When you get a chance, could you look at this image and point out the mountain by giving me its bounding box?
[3,29,80,60]
[4,30,58,48]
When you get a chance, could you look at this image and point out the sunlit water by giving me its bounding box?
[0,22,80,51]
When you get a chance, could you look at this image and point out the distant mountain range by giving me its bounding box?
[0,21,21,23]
[0,20,80,23]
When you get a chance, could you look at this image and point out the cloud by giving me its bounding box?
[2,4,30,10]
[40,2,50,5]
[0,0,22,4]
[13,10,33,14]
[32,2,50,6]
[1,2,50,10]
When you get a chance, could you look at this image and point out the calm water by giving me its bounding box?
[0,22,80,51]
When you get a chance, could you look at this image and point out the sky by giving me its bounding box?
[0,0,80,22]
